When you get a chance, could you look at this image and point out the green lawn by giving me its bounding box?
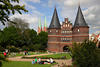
[9,52,47,57]
[23,53,72,59]
[2,61,53,67]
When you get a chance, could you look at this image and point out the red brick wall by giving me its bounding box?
[47,18,89,52]
[72,27,89,42]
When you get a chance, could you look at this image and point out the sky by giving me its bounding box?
[0,0,100,34]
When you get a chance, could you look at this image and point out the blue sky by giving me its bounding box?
[0,0,100,35]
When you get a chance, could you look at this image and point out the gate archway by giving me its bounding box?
[63,46,70,52]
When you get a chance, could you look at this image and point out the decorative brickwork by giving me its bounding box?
[47,6,89,52]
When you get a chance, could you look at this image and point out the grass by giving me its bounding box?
[2,61,54,67]
[23,53,72,59]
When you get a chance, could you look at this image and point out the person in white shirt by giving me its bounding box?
[38,58,41,63]
[50,58,53,63]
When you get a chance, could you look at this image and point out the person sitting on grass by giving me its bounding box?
[32,60,35,64]
[38,58,41,64]
[50,58,53,63]
[47,59,50,63]
[35,57,37,63]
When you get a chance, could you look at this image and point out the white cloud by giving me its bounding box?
[25,0,40,3]
[64,0,77,6]
[9,13,39,30]
[9,0,43,31]
[86,14,95,20]
[11,0,36,10]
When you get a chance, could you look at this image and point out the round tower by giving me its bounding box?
[72,6,89,43]
[47,8,61,52]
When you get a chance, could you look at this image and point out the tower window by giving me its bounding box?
[68,24,69,27]
[61,38,62,40]
[63,25,65,27]
[66,25,67,27]
[70,31,72,33]
[78,29,80,32]
[56,30,58,32]
[65,31,66,33]
[50,30,52,32]
[62,31,64,33]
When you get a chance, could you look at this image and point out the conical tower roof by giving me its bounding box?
[74,6,88,27]
[49,8,61,29]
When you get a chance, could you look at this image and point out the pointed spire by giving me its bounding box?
[44,16,47,27]
[39,17,41,29]
[38,17,41,34]
[43,16,47,32]
[74,6,88,27]
[49,7,61,28]
[38,17,42,33]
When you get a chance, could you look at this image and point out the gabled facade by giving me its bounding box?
[47,6,89,52]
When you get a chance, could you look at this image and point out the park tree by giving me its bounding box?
[72,41,100,67]
[38,31,48,51]
[7,18,30,47]
[0,0,28,25]
[0,55,5,67]
[0,26,21,48]
[0,0,27,66]
[23,29,37,45]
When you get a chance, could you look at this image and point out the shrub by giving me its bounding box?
[72,41,100,67]
[0,46,4,52]
[8,46,20,52]
[22,46,29,51]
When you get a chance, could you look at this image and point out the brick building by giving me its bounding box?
[47,6,89,52]
[90,33,100,48]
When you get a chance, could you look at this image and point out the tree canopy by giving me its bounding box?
[0,0,28,25]
[72,41,100,67]
[0,24,48,52]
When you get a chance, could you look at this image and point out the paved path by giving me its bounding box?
[7,53,53,61]
[52,59,72,67]
[7,53,72,67]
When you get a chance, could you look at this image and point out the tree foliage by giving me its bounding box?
[72,41,100,67]
[38,31,48,50]
[0,0,27,67]
[0,26,48,52]
[0,0,28,25]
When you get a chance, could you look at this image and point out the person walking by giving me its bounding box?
[3,52,7,57]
